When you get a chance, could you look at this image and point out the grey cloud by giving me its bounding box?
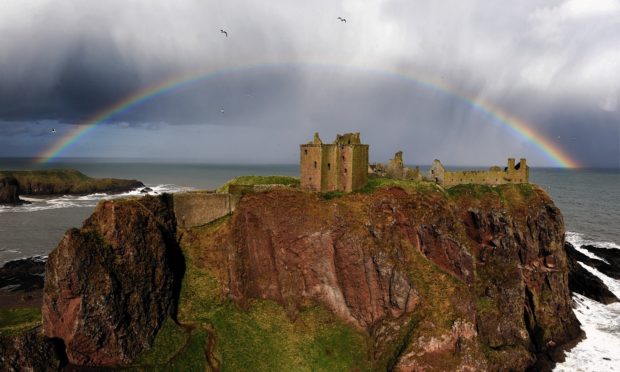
[0,0,617,166]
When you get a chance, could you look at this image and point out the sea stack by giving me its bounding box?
[0,176,23,205]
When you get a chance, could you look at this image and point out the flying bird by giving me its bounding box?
[50,128,56,134]
[220,29,228,37]
[337,17,347,23]
[220,108,225,114]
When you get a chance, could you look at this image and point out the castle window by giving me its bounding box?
[328,163,331,170]
[313,161,317,169]
[344,168,348,173]
[342,155,345,161]
[304,149,308,155]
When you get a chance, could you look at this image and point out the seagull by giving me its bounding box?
[50,128,56,134]
[220,108,225,114]
[337,17,347,23]
[220,29,228,37]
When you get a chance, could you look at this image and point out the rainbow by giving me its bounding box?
[36,62,580,168]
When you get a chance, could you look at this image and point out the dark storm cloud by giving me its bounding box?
[0,0,618,166]
[0,34,143,123]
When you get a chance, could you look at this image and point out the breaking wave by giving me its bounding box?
[555,232,620,371]
[0,184,193,213]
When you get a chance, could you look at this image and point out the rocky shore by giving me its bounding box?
[2,182,618,370]
[0,256,46,309]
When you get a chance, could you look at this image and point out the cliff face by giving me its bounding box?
[196,185,580,370]
[39,183,580,370]
[42,195,182,366]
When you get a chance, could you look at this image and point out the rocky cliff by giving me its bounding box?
[42,195,182,365]
[0,169,143,195]
[0,176,23,204]
[36,182,581,370]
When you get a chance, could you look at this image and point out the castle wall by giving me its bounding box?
[429,158,529,187]
[321,144,339,192]
[339,145,353,192]
[443,170,508,186]
[173,191,238,228]
[350,145,369,191]
[300,144,322,192]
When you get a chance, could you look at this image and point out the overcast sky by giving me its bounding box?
[0,0,618,167]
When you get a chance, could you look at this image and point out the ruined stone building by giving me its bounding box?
[369,151,421,180]
[300,132,369,192]
[428,158,529,187]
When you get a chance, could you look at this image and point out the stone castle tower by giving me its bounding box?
[300,132,369,192]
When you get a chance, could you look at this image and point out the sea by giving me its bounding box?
[0,158,618,371]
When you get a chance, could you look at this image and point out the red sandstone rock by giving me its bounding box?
[198,185,579,370]
[38,184,580,370]
[42,195,181,366]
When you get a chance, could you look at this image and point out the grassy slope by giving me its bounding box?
[136,218,370,371]
[0,307,41,336]
[216,175,299,193]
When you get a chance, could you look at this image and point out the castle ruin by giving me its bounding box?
[300,132,369,192]
[428,158,529,187]
[369,151,421,180]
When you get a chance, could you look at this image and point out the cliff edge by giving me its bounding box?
[34,182,581,370]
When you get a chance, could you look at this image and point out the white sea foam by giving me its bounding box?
[0,184,193,213]
[566,231,615,263]
[555,235,620,371]
[567,231,620,250]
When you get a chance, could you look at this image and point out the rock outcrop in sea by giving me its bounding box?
[565,242,619,304]
[0,176,23,204]
[29,183,583,370]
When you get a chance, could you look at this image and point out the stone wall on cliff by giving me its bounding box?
[173,191,238,228]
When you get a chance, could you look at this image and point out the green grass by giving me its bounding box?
[134,318,189,366]
[174,219,370,372]
[208,301,370,372]
[130,320,211,371]
[446,182,535,199]
[357,177,444,195]
[320,191,346,200]
[446,183,502,198]
[217,175,300,193]
[0,307,41,336]
[0,169,92,185]
[165,328,210,371]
